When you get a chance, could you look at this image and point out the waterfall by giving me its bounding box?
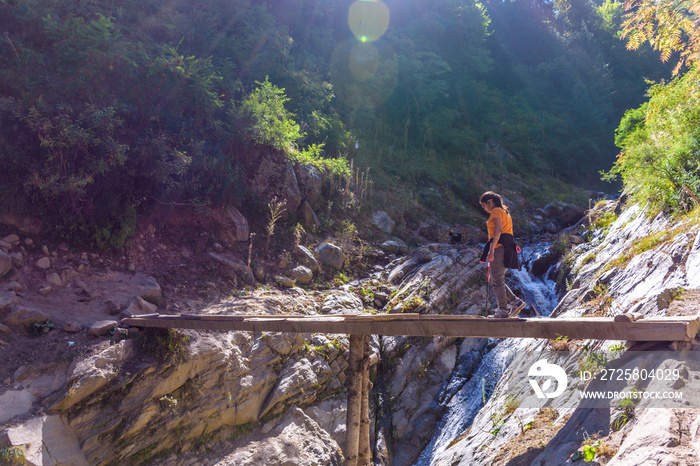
[510,242,559,317]
[414,241,559,465]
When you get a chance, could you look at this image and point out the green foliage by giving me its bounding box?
[235,77,302,150]
[0,446,26,466]
[604,70,700,212]
[32,319,56,336]
[612,391,639,430]
[0,0,678,240]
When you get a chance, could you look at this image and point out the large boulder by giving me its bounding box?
[208,252,255,283]
[541,202,586,227]
[294,164,323,210]
[5,306,51,328]
[1,415,89,465]
[0,213,43,234]
[315,242,345,270]
[296,246,320,272]
[217,206,249,242]
[291,265,313,285]
[372,211,395,234]
[298,201,321,231]
[250,151,303,214]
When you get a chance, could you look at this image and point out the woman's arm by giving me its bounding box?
[488,217,502,262]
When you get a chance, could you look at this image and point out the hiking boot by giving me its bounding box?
[488,308,509,319]
[508,298,527,317]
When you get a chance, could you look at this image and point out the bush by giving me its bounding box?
[604,69,700,213]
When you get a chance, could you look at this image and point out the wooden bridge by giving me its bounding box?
[121,313,700,466]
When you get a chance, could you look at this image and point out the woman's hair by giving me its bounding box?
[480,191,508,211]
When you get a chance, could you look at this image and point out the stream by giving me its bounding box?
[415,241,560,465]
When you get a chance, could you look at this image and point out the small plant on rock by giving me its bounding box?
[265,197,286,259]
[139,328,191,363]
[0,446,26,466]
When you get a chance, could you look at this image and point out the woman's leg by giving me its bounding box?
[490,248,509,310]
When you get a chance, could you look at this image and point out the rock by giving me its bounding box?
[296,245,320,272]
[218,205,249,242]
[253,263,265,281]
[9,252,22,266]
[39,285,53,296]
[315,242,345,270]
[0,390,38,424]
[123,296,157,316]
[0,213,42,234]
[380,241,401,255]
[392,237,410,254]
[60,267,80,284]
[291,265,313,285]
[372,211,395,234]
[35,256,51,269]
[46,272,63,287]
[275,276,295,288]
[374,292,389,304]
[0,290,19,311]
[544,221,560,234]
[305,398,348,452]
[3,233,20,244]
[0,322,12,335]
[0,249,12,277]
[2,415,89,465]
[220,407,342,466]
[127,273,163,304]
[320,291,363,315]
[209,252,255,283]
[64,321,81,333]
[298,200,321,230]
[0,239,11,253]
[88,320,117,337]
[294,164,323,210]
[542,202,585,227]
[250,151,303,214]
[5,306,51,327]
[569,234,586,245]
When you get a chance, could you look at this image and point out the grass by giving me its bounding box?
[0,446,26,466]
[139,328,191,363]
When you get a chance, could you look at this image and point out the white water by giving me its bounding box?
[511,242,559,316]
[414,242,559,465]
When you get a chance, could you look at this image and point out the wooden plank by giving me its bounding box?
[358,336,371,466]
[121,315,700,342]
[345,334,365,466]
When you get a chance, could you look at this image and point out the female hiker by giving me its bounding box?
[479,191,527,318]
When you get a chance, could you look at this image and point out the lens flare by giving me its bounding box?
[349,42,379,81]
[348,0,390,43]
[331,40,398,110]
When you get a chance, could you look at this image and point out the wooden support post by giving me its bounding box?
[346,334,364,466]
[358,335,371,466]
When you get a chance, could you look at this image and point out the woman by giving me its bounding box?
[479,191,527,318]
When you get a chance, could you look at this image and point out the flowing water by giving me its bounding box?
[415,241,559,465]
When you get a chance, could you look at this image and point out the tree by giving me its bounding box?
[622,0,700,75]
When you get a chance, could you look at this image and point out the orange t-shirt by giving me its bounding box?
[487,207,513,247]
